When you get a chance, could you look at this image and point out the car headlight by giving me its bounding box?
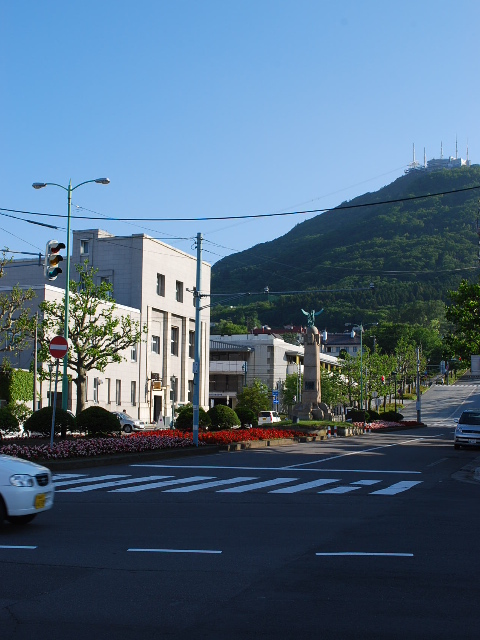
[456,426,463,434]
[10,474,35,487]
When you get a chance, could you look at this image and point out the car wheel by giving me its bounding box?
[6,514,36,525]
[123,425,132,434]
[454,443,460,450]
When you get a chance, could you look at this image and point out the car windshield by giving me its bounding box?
[459,412,480,425]
[121,413,133,420]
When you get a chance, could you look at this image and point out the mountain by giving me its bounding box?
[210,166,480,331]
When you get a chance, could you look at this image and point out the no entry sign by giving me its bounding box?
[49,336,68,359]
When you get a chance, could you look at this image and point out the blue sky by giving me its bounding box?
[1,1,479,267]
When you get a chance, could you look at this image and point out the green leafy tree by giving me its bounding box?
[213,320,248,335]
[0,251,36,356]
[282,372,302,409]
[39,263,146,415]
[444,278,480,360]
[236,378,270,416]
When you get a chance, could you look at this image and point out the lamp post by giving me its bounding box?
[346,322,378,427]
[33,178,110,411]
[392,370,398,413]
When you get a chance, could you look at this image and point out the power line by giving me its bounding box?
[2,183,480,223]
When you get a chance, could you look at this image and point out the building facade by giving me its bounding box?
[1,230,211,424]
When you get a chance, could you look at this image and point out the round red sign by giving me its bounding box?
[49,336,69,359]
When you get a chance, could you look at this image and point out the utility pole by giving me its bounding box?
[416,346,422,424]
[192,232,203,447]
[33,313,38,412]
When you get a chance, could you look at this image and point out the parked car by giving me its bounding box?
[0,454,54,526]
[112,411,146,433]
[454,410,480,449]
[258,411,281,425]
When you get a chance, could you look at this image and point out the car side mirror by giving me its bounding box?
[454,418,459,423]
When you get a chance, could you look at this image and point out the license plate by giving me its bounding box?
[468,439,477,444]
[35,494,46,509]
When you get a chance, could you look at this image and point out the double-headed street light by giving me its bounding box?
[347,321,378,427]
[33,178,110,411]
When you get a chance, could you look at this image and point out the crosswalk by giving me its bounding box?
[53,473,422,497]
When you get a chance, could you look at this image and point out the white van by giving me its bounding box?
[258,411,281,425]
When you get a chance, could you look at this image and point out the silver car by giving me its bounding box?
[454,410,480,449]
[112,412,145,434]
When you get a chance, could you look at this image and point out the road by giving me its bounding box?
[1,381,480,639]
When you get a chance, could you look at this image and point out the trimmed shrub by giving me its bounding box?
[368,409,381,421]
[381,411,404,422]
[175,404,211,431]
[77,406,121,437]
[0,407,20,437]
[234,406,257,427]
[208,404,240,431]
[346,409,369,423]
[7,402,32,425]
[24,407,76,438]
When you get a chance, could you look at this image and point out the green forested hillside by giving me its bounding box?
[211,166,480,331]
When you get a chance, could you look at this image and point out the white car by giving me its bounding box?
[0,454,54,526]
[112,411,146,433]
[454,410,480,449]
[258,411,282,425]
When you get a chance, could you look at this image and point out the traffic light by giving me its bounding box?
[44,240,65,280]
[381,375,385,384]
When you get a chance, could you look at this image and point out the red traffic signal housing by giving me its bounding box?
[44,240,66,281]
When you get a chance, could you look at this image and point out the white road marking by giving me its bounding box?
[283,436,442,469]
[132,464,421,475]
[217,477,298,493]
[370,481,422,495]
[0,545,37,550]
[351,479,382,485]
[110,475,214,492]
[320,486,362,494]
[270,479,339,493]
[52,474,87,480]
[57,475,171,492]
[54,474,128,487]
[128,548,222,554]
[316,552,414,557]
[163,476,257,492]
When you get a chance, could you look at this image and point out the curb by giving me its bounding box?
[37,445,221,471]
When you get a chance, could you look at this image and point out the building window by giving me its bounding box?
[156,273,165,297]
[171,326,179,356]
[106,378,111,404]
[353,346,358,353]
[189,331,195,358]
[100,276,112,298]
[175,280,183,303]
[151,335,160,354]
[131,381,136,406]
[188,380,194,402]
[131,344,137,361]
[115,379,121,405]
[93,377,99,403]
[80,239,89,255]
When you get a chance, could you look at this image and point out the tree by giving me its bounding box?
[236,378,270,416]
[39,263,146,414]
[282,372,302,410]
[213,319,248,335]
[444,278,480,361]
[0,251,36,356]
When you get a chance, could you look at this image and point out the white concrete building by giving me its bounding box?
[1,230,211,424]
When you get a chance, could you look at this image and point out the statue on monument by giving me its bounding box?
[301,308,324,327]
[293,307,332,423]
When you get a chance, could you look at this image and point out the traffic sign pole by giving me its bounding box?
[50,359,59,447]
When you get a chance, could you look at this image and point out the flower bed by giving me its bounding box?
[353,420,423,431]
[0,428,306,462]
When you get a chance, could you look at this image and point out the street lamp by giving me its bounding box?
[33,178,110,411]
[346,322,378,428]
[392,370,398,413]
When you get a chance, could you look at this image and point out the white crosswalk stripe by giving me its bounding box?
[58,475,172,493]
[53,473,422,496]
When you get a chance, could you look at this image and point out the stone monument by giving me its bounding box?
[292,308,332,422]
